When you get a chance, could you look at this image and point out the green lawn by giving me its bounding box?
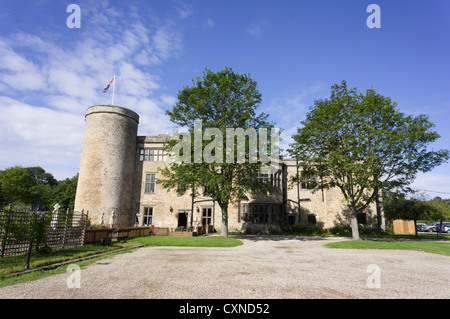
[324,239,450,256]
[124,235,243,248]
[0,242,138,276]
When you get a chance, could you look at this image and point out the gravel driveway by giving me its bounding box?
[0,236,448,299]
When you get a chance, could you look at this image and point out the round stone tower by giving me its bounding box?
[74,105,139,228]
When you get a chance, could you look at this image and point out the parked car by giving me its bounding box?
[423,222,440,232]
[416,223,426,232]
[443,224,450,233]
[434,222,450,233]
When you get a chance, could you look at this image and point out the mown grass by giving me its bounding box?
[124,235,243,248]
[324,239,450,256]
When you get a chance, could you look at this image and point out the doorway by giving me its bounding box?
[177,212,188,228]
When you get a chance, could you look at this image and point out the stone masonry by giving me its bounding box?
[75,105,379,232]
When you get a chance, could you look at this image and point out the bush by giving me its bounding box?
[328,225,352,237]
[245,225,283,235]
[327,225,384,237]
[282,223,324,235]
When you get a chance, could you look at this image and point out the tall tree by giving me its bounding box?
[383,191,434,237]
[53,174,78,212]
[289,81,449,240]
[0,166,56,209]
[427,198,450,234]
[0,166,38,207]
[159,67,278,236]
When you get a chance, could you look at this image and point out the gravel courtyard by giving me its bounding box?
[0,236,448,299]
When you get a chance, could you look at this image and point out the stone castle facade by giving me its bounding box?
[74,105,379,232]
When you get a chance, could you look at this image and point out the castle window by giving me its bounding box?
[202,207,212,226]
[241,203,282,224]
[139,148,167,162]
[143,207,153,226]
[301,174,317,190]
[257,171,282,189]
[145,173,156,193]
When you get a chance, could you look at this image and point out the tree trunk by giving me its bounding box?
[414,219,418,237]
[221,205,228,237]
[350,206,361,240]
[376,190,386,232]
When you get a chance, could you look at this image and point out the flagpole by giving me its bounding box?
[111,75,116,105]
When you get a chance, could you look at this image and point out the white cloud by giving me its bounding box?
[264,81,326,157]
[205,18,215,29]
[409,172,450,199]
[0,96,84,179]
[0,2,190,179]
[175,3,193,19]
[266,81,325,127]
[152,24,183,60]
[246,23,262,37]
[0,41,47,91]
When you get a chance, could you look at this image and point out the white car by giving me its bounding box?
[423,222,439,232]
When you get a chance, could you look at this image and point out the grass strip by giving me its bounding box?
[124,235,243,248]
[0,245,141,287]
[324,239,450,256]
[0,242,138,275]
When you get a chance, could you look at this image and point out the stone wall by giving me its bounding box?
[131,147,378,233]
[74,105,139,228]
[75,106,379,232]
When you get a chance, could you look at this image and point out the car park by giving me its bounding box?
[423,222,440,232]
[416,223,426,232]
[435,222,450,233]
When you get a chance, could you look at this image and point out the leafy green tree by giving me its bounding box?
[53,174,78,212]
[0,166,37,207]
[27,166,58,187]
[427,198,450,234]
[159,67,278,236]
[289,81,449,240]
[0,166,57,209]
[383,191,434,236]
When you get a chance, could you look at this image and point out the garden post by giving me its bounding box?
[1,214,11,258]
[62,208,70,249]
[25,212,38,270]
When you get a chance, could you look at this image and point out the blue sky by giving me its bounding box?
[0,0,449,198]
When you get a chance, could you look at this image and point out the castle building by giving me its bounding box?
[74,105,379,232]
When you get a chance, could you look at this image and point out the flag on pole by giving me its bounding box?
[102,77,115,93]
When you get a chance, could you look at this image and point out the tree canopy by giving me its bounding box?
[0,166,78,211]
[289,80,449,239]
[159,67,279,236]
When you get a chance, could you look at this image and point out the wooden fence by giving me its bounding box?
[392,220,416,234]
[84,227,152,244]
[84,225,215,243]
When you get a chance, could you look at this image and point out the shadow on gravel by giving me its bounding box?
[230,235,335,242]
